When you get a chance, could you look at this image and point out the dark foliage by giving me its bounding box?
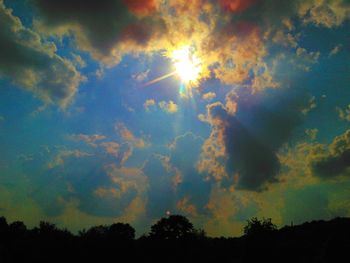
[149,215,195,240]
[0,215,349,262]
[243,217,277,236]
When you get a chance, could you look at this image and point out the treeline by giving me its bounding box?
[0,215,349,262]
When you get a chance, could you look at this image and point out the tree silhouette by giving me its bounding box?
[149,215,195,240]
[38,221,58,234]
[0,216,8,241]
[243,217,277,236]
[0,214,349,262]
[0,216,8,232]
[9,221,27,235]
[108,223,135,241]
[83,225,109,239]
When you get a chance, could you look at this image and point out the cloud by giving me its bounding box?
[69,130,144,164]
[45,198,146,233]
[104,164,148,196]
[225,90,239,115]
[38,139,149,219]
[142,156,176,218]
[299,0,350,28]
[329,44,342,57]
[295,48,320,71]
[156,154,183,190]
[123,0,160,17]
[204,184,251,237]
[142,132,210,220]
[48,149,92,169]
[309,129,350,178]
[0,0,84,108]
[70,134,106,147]
[32,0,166,66]
[198,89,314,191]
[115,122,147,148]
[197,103,228,182]
[336,104,350,122]
[208,23,268,86]
[144,99,178,113]
[71,53,86,68]
[176,197,198,217]
[159,100,178,113]
[219,0,350,29]
[28,0,349,95]
[168,132,211,215]
[100,141,120,158]
[209,0,348,87]
[305,128,319,140]
[281,129,350,181]
[272,30,299,48]
[202,92,216,101]
[114,123,148,165]
[143,99,156,111]
[302,96,317,114]
[218,0,258,13]
[132,69,150,82]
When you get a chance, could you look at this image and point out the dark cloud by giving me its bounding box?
[0,0,83,107]
[199,89,313,191]
[310,129,350,178]
[32,0,166,65]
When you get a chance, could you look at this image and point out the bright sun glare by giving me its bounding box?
[171,46,202,84]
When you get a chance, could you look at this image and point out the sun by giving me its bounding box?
[171,46,202,84]
[142,46,203,89]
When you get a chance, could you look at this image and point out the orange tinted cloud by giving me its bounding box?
[123,0,160,17]
[176,197,198,217]
[219,0,258,13]
[70,133,106,147]
[100,141,120,157]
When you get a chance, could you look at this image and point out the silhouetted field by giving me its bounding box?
[0,215,349,262]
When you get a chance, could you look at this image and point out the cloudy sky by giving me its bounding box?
[0,0,349,236]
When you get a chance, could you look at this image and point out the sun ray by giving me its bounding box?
[142,71,177,87]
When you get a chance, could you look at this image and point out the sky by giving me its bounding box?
[0,0,349,237]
